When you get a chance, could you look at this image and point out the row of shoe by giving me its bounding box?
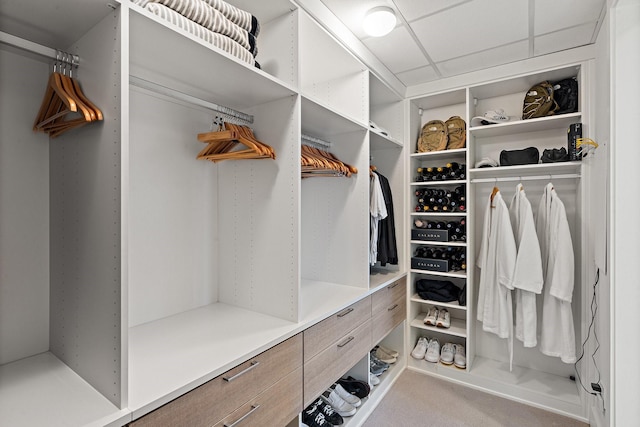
[410,336,466,369]
[423,306,451,329]
[302,377,372,427]
[369,344,398,379]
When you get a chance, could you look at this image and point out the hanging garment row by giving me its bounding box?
[33,51,103,138]
[369,166,398,267]
[477,182,575,371]
[301,136,357,178]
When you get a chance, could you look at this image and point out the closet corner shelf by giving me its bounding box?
[411,314,467,338]
[469,161,582,179]
[370,128,403,149]
[468,112,581,137]
[410,269,467,279]
[410,148,466,160]
[410,240,466,248]
[410,294,467,311]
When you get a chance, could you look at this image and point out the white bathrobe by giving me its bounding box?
[537,183,576,363]
[370,173,387,266]
[477,190,517,359]
[509,184,544,348]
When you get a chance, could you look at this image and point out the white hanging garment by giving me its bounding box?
[476,189,517,369]
[537,183,577,363]
[509,184,544,348]
[369,172,387,266]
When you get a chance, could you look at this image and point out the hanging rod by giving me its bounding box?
[301,133,331,149]
[0,31,78,64]
[470,173,581,184]
[129,75,254,124]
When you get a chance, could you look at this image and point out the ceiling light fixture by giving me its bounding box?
[363,6,397,37]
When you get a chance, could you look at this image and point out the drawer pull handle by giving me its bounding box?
[223,404,261,427]
[337,307,354,318]
[388,282,399,289]
[223,361,260,382]
[337,336,354,348]
[387,304,399,311]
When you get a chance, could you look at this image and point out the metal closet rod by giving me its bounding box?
[0,31,78,64]
[129,75,254,124]
[470,173,581,184]
[301,133,331,149]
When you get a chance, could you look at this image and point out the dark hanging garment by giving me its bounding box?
[374,171,398,266]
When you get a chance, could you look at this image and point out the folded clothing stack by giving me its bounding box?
[134,0,261,67]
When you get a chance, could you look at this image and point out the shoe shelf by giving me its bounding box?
[468,112,582,138]
[410,294,467,312]
[410,314,467,338]
[410,269,467,279]
[407,356,468,375]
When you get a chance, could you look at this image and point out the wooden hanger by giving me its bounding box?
[490,186,499,204]
[197,122,275,162]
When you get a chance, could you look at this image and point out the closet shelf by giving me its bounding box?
[410,148,466,160]
[411,212,467,218]
[410,240,466,247]
[469,112,581,137]
[370,128,403,149]
[301,96,368,139]
[410,315,467,338]
[410,180,466,187]
[369,268,405,291]
[469,161,582,179]
[410,294,467,311]
[410,269,467,279]
[407,356,467,375]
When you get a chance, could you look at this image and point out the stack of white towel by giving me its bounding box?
[134,0,261,67]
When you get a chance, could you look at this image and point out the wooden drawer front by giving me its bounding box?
[371,277,406,315]
[130,334,302,427]
[371,295,406,346]
[214,367,302,427]
[303,320,371,407]
[304,296,371,363]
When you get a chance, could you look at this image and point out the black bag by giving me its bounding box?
[458,284,466,306]
[499,147,539,166]
[415,279,459,303]
[541,147,569,163]
[552,78,579,114]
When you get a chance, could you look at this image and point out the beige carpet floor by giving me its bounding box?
[362,369,588,427]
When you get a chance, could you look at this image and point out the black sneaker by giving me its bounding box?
[302,405,334,427]
[337,377,370,398]
[312,398,344,425]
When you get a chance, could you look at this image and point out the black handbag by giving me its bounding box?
[499,147,539,166]
[541,147,569,163]
[415,279,460,303]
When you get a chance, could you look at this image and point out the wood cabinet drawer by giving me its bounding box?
[214,367,302,427]
[304,296,371,363]
[371,295,406,346]
[303,320,371,407]
[371,277,406,315]
[130,334,302,427]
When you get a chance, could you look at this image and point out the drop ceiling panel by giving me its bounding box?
[363,26,428,73]
[396,66,439,87]
[409,0,529,63]
[394,0,470,23]
[534,0,604,35]
[437,40,529,78]
[534,23,597,56]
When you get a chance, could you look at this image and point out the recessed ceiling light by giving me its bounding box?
[363,6,397,37]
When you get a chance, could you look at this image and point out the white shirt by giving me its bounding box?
[509,184,544,348]
[537,183,576,363]
[369,173,387,266]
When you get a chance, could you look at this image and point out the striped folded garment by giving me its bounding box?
[134,0,259,57]
[200,0,259,36]
[142,2,256,66]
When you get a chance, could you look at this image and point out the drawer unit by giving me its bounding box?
[303,296,371,363]
[371,277,406,315]
[214,367,302,427]
[303,320,372,407]
[130,334,302,427]
[371,295,406,346]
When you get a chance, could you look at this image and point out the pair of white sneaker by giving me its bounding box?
[423,306,450,328]
[440,342,466,369]
[410,336,440,363]
[321,384,361,417]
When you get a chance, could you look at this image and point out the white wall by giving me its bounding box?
[610,0,640,425]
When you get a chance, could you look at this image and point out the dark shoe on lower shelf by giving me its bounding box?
[311,398,344,425]
[338,377,371,398]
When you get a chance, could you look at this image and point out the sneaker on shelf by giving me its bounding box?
[372,347,397,364]
[311,398,344,425]
[370,352,390,369]
[423,306,439,326]
[411,337,428,359]
[369,357,386,376]
[322,388,356,417]
[331,383,362,408]
[369,372,380,386]
[425,338,440,363]
[377,344,399,358]
[436,308,451,328]
[440,342,455,365]
[338,377,370,398]
[453,343,467,369]
[302,405,332,427]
